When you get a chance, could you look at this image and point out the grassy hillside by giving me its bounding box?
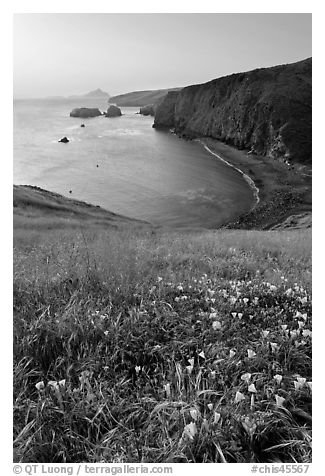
[109,88,181,107]
[13,188,312,463]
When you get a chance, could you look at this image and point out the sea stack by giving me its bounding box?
[70,108,102,118]
[105,105,122,117]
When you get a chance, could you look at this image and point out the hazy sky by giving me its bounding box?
[13,13,312,98]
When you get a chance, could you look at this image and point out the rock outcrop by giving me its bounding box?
[105,105,122,117]
[139,104,155,116]
[70,108,102,118]
[154,58,312,163]
[58,136,69,143]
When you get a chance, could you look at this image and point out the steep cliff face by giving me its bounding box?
[154,58,312,163]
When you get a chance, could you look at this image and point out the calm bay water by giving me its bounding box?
[14,98,254,228]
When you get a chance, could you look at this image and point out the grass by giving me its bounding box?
[13,225,312,463]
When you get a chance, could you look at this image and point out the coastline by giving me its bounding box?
[196,139,260,211]
[197,137,312,230]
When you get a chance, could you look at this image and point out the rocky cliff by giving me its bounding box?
[154,58,312,163]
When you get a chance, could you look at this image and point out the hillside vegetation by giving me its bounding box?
[13,188,312,463]
[109,88,181,107]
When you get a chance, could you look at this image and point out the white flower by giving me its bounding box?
[198,351,206,359]
[235,391,245,403]
[104,330,109,336]
[241,372,251,383]
[207,403,213,411]
[229,349,236,358]
[190,408,198,421]
[307,381,312,391]
[209,312,218,319]
[135,366,141,374]
[213,412,221,424]
[247,349,256,358]
[302,329,312,338]
[210,370,216,379]
[186,365,193,375]
[243,298,249,304]
[281,325,288,331]
[248,383,257,393]
[231,312,237,318]
[275,395,285,407]
[212,320,222,330]
[294,377,306,391]
[298,321,305,329]
[182,422,197,441]
[238,313,243,319]
[261,330,270,338]
[35,381,45,391]
[177,285,183,292]
[157,277,163,282]
[270,342,278,353]
[273,374,283,384]
[188,358,195,367]
[58,379,66,387]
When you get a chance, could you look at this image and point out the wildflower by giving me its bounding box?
[188,358,195,367]
[58,379,66,387]
[230,297,237,305]
[48,380,60,390]
[235,391,245,403]
[300,297,308,304]
[210,371,216,379]
[135,366,141,375]
[253,297,259,304]
[229,349,236,358]
[212,320,222,330]
[186,365,193,375]
[177,285,183,292]
[35,381,45,391]
[275,395,285,407]
[182,422,197,441]
[307,382,312,391]
[174,297,180,302]
[242,416,257,436]
[247,349,256,359]
[248,383,257,393]
[290,330,299,339]
[157,276,163,282]
[294,377,306,391]
[163,383,171,397]
[273,374,283,384]
[270,342,279,353]
[269,285,277,292]
[190,409,198,421]
[198,351,205,359]
[231,312,237,318]
[202,418,209,432]
[302,329,312,338]
[104,330,109,336]
[241,373,251,383]
[213,412,221,424]
[238,313,243,319]
[207,403,213,411]
[298,321,305,329]
[281,325,288,331]
[261,330,270,338]
[243,298,249,304]
[209,312,218,319]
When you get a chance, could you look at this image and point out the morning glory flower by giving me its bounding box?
[235,391,245,403]
[241,373,251,383]
[275,395,285,407]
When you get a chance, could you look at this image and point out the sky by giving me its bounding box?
[13,13,312,98]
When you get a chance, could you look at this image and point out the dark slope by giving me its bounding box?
[154,58,312,163]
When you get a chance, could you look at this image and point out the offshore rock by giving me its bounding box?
[70,108,102,118]
[105,105,122,117]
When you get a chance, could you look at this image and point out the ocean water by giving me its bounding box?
[13,98,254,228]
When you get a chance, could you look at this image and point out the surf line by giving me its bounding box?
[195,139,260,210]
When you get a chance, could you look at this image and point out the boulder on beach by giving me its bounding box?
[58,136,69,143]
[105,105,122,118]
[70,108,102,118]
[80,124,85,127]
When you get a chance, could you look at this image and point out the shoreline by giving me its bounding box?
[198,137,312,230]
[196,139,260,211]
